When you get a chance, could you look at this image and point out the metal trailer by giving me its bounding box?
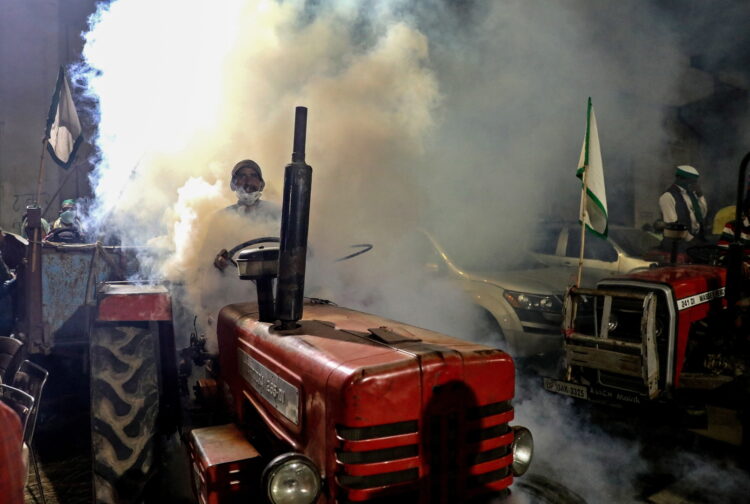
[18,220,179,503]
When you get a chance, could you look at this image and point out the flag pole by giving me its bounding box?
[31,137,49,273]
[42,163,79,219]
[575,97,593,288]
[35,137,48,205]
[576,165,589,287]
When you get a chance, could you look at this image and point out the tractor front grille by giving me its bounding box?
[335,401,514,503]
[335,420,420,502]
[593,288,671,393]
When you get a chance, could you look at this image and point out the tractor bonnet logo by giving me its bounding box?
[676,287,725,311]
[238,350,300,424]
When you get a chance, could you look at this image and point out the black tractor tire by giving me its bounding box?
[513,473,587,504]
[90,322,160,504]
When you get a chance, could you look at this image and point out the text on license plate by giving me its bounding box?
[543,378,588,400]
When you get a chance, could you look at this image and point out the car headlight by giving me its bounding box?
[503,291,561,313]
[511,426,533,476]
[263,453,321,504]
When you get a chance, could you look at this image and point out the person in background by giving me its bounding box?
[50,199,83,231]
[658,165,708,242]
[0,250,16,335]
[45,198,85,243]
[712,204,737,236]
[0,399,25,503]
[20,212,49,240]
[0,229,21,336]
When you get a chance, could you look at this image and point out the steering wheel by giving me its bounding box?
[215,237,373,271]
[685,243,724,265]
[216,237,280,270]
[227,237,279,257]
[44,226,84,244]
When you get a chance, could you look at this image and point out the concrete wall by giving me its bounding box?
[0,0,96,233]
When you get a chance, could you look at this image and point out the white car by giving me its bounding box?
[414,226,657,357]
[529,222,659,274]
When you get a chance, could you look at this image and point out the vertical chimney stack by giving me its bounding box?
[275,107,312,329]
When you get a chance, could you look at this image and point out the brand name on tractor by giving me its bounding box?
[676,287,725,311]
[239,350,300,424]
[589,387,642,404]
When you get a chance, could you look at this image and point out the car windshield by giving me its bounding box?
[608,228,661,257]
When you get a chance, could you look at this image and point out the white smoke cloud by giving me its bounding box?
[75,0,747,501]
[78,0,438,256]
[77,0,442,352]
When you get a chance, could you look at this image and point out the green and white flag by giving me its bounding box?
[576,97,608,237]
[45,67,83,170]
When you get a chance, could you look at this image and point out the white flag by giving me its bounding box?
[576,97,608,237]
[45,67,83,169]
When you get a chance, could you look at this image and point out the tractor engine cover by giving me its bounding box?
[217,299,518,504]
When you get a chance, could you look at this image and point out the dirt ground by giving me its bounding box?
[24,453,90,504]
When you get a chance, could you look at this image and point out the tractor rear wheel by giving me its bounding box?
[90,323,159,504]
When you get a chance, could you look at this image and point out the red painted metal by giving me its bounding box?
[622,265,726,301]
[217,301,517,503]
[614,265,727,386]
[97,284,172,322]
[337,432,419,452]
[188,424,262,504]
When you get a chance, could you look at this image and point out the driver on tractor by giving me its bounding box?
[179,160,282,358]
[213,160,280,271]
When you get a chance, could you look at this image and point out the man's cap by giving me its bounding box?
[675,165,699,179]
[230,160,265,191]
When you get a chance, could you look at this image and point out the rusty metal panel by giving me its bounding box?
[188,424,261,504]
[38,246,113,352]
[566,344,643,377]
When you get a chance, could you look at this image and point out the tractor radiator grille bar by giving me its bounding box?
[336,420,420,502]
[335,401,514,503]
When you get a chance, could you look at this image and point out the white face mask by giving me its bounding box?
[235,188,261,206]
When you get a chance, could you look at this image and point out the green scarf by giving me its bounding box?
[676,180,704,232]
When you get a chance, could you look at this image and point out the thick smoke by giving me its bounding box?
[78,0,440,340]
[76,0,747,501]
[77,0,684,329]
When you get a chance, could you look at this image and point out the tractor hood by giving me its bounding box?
[602,264,726,300]
[217,300,517,499]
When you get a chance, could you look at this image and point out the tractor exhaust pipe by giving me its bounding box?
[275,107,312,329]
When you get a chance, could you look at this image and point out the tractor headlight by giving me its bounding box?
[263,453,321,504]
[511,427,533,476]
[503,291,561,313]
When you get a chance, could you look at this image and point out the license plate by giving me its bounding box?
[543,378,588,400]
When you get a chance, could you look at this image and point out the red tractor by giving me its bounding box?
[6,108,540,504]
[183,107,535,504]
[544,154,750,446]
[6,107,538,504]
